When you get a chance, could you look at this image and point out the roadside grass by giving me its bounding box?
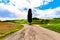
[0,22,23,40]
[0,18,60,40]
[14,19,60,33]
[10,19,28,24]
[32,19,60,33]
[39,23,60,33]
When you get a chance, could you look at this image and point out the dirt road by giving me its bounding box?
[4,24,60,40]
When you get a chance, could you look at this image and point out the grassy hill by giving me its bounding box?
[32,18,60,33]
[7,18,60,33]
[1,18,60,33]
[0,18,60,40]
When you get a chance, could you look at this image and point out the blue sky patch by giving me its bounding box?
[35,0,60,10]
[0,0,10,4]
[0,0,60,19]
[0,9,17,18]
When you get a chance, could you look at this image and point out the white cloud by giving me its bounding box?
[9,0,53,8]
[35,7,60,18]
[29,0,53,7]
[0,0,59,21]
[0,17,16,21]
[43,0,53,5]
[9,0,54,16]
[0,4,28,19]
[10,0,30,8]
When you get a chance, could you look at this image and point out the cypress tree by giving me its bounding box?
[27,9,32,25]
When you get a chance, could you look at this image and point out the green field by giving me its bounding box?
[9,18,60,33]
[0,18,60,40]
[39,23,60,33]
[32,18,60,33]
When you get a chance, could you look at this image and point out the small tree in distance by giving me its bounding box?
[27,9,32,25]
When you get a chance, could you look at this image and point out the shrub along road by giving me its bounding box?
[4,24,60,40]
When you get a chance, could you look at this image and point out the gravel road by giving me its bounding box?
[4,24,60,40]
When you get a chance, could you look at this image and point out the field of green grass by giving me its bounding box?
[32,18,60,33]
[40,23,60,33]
[11,18,60,33]
[0,18,60,40]
[3,18,60,33]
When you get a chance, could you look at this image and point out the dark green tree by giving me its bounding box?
[27,9,32,25]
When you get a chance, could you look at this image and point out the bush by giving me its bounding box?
[41,19,49,24]
[32,17,40,20]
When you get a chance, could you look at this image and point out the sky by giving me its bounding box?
[0,0,60,20]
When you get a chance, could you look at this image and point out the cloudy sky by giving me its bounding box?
[0,0,60,20]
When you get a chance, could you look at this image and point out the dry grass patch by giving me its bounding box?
[0,22,16,33]
[0,22,23,40]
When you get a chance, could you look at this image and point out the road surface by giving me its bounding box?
[4,24,60,40]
